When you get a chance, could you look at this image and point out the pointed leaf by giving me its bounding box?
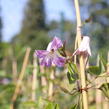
[70,104,79,109]
[21,101,38,107]
[45,103,54,109]
[87,66,101,75]
[99,83,109,99]
[54,104,60,109]
[67,63,78,84]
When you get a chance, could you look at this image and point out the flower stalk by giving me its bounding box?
[74,0,89,109]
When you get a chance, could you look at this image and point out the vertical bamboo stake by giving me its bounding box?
[96,54,102,109]
[10,48,31,109]
[87,61,94,105]
[107,51,109,74]
[31,54,38,109]
[74,36,78,64]
[107,52,109,83]
[40,66,47,94]
[79,57,88,109]
[48,68,55,100]
[102,51,109,109]
[12,59,17,82]
[31,54,38,101]
[74,0,82,45]
[103,97,109,109]
[96,89,102,109]
[74,0,88,109]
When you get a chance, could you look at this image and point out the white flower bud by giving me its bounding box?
[73,36,91,57]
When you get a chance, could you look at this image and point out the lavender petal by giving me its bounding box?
[53,56,66,67]
[40,57,52,67]
[35,50,49,58]
[51,37,63,50]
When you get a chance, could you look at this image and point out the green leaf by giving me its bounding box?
[99,83,109,99]
[99,55,106,73]
[21,101,38,108]
[99,55,107,68]
[67,63,78,84]
[87,66,101,75]
[54,104,60,109]
[0,83,15,102]
[45,103,60,109]
[45,103,54,109]
[88,55,107,75]
[70,104,78,109]
[67,72,74,84]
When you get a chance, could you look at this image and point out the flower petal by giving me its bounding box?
[35,50,49,58]
[53,56,66,67]
[73,36,91,56]
[40,57,52,67]
[46,42,52,51]
[50,37,63,50]
[87,46,91,56]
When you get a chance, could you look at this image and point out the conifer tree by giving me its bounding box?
[21,0,46,34]
[13,0,49,50]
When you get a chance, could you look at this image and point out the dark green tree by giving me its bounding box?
[12,0,50,50]
[21,0,46,34]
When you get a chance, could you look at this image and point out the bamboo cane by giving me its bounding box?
[12,59,17,82]
[74,35,78,64]
[10,48,31,109]
[74,0,88,109]
[103,52,109,109]
[48,68,55,100]
[106,51,109,83]
[31,54,38,101]
[31,54,38,109]
[40,66,47,94]
[107,51,109,74]
[95,54,102,109]
[103,97,109,109]
[96,89,102,109]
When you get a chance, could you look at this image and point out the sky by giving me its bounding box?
[1,0,75,42]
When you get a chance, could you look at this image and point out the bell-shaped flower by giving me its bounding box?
[73,36,91,57]
[35,37,66,67]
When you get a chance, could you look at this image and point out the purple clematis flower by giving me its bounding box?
[35,37,66,67]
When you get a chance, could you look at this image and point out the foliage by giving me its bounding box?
[87,54,107,75]
[67,62,79,84]
[99,83,109,99]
